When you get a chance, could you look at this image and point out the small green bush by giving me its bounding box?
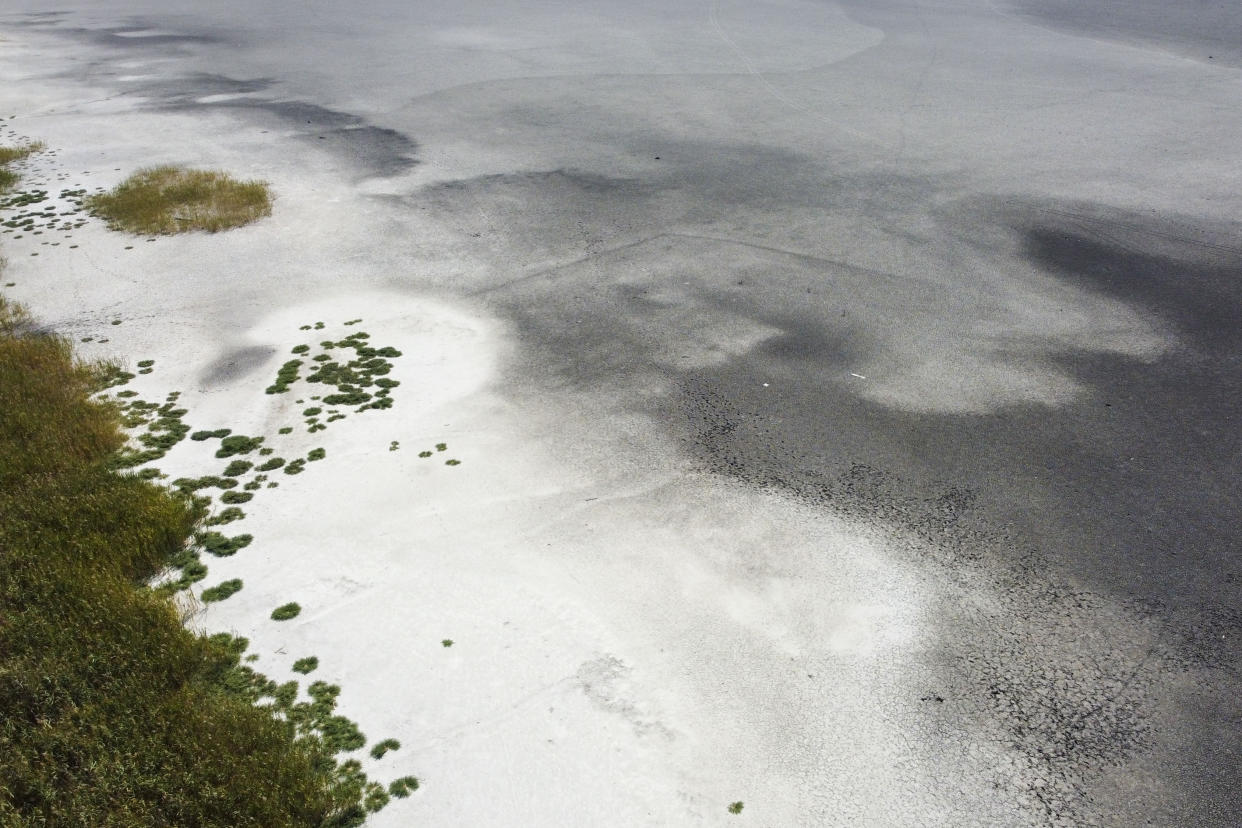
[201,578,243,602]
[257,456,285,472]
[364,783,389,813]
[320,715,366,754]
[223,459,253,477]
[216,434,263,458]
[389,777,420,798]
[190,428,231,441]
[205,506,245,526]
[284,459,306,475]
[292,656,319,674]
[728,802,744,815]
[369,738,400,760]
[271,602,302,621]
[307,448,325,462]
[199,531,253,557]
[221,490,253,504]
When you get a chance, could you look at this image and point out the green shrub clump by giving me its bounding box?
[389,776,420,798]
[199,531,253,557]
[223,459,253,476]
[201,578,243,602]
[292,656,319,674]
[0,297,363,824]
[271,602,302,621]
[216,434,264,458]
[370,738,401,759]
[191,428,231,441]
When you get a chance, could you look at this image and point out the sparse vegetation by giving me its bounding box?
[221,490,253,504]
[729,802,745,815]
[0,142,43,190]
[85,166,272,234]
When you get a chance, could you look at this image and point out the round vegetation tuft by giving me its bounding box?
[728,802,744,815]
[86,166,272,235]
[369,738,400,760]
[271,602,302,621]
[388,776,419,799]
[292,656,319,674]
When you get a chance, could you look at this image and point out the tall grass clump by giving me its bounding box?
[85,166,271,234]
[0,297,364,825]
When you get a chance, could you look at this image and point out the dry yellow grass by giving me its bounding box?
[86,165,272,234]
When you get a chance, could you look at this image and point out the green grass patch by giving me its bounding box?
[216,434,264,458]
[205,505,246,526]
[307,447,325,462]
[369,738,401,760]
[388,776,420,798]
[292,656,319,674]
[256,456,285,472]
[728,802,745,814]
[191,428,231,441]
[0,296,370,824]
[199,531,253,557]
[223,459,253,476]
[201,578,243,602]
[220,490,253,504]
[85,166,272,235]
[271,602,302,621]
